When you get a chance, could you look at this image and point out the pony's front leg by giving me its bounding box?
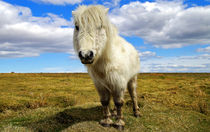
[97,88,113,127]
[113,90,125,130]
[100,100,113,127]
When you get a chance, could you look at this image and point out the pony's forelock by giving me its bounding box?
[74,5,106,28]
[73,5,117,40]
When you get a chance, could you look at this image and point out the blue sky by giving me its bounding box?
[0,0,210,73]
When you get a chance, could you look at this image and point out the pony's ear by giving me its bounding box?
[105,8,109,14]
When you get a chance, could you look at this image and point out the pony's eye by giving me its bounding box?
[75,26,79,31]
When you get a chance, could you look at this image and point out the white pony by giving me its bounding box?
[72,5,140,129]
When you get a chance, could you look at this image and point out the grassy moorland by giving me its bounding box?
[0,73,209,132]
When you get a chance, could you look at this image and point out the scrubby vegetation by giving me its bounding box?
[0,73,209,131]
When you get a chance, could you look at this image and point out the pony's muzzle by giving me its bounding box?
[78,50,94,64]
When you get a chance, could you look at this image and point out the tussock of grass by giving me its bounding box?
[1,124,33,132]
[0,73,209,131]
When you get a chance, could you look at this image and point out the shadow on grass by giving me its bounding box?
[25,106,102,132]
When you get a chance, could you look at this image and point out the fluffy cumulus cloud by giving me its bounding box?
[31,0,82,5]
[110,0,210,48]
[1,0,210,73]
[0,1,74,58]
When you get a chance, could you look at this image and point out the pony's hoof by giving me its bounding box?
[113,125,124,131]
[134,111,142,117]
[134,113,140,117]
[113,119,125,131]
[99,118,113,127]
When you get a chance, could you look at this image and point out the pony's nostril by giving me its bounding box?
[79,51,83,59]
[86,51,93,60]
[89,51,93,58]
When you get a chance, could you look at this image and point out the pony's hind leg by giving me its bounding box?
[127,75,141,117]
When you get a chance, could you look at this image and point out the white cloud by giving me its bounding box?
[1,0,210,73]
[113,0,121,6]
[31,0,82,5]
[69,49,79,60]
[110,1,210,48]
[104,0,121,8]
[138,51,159,60]
[141,54,210,72]
[0,1,74,58]
[197,46,210,53]
[137,50,210,73]
[0,50,39,58]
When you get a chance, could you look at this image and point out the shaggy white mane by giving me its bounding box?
[73,5,117,42]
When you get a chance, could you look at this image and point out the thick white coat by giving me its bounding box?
[73,5,140,97]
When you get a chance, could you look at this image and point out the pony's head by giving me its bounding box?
[72,5,111,65]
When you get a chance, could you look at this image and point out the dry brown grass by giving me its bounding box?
[0,73,209,131]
